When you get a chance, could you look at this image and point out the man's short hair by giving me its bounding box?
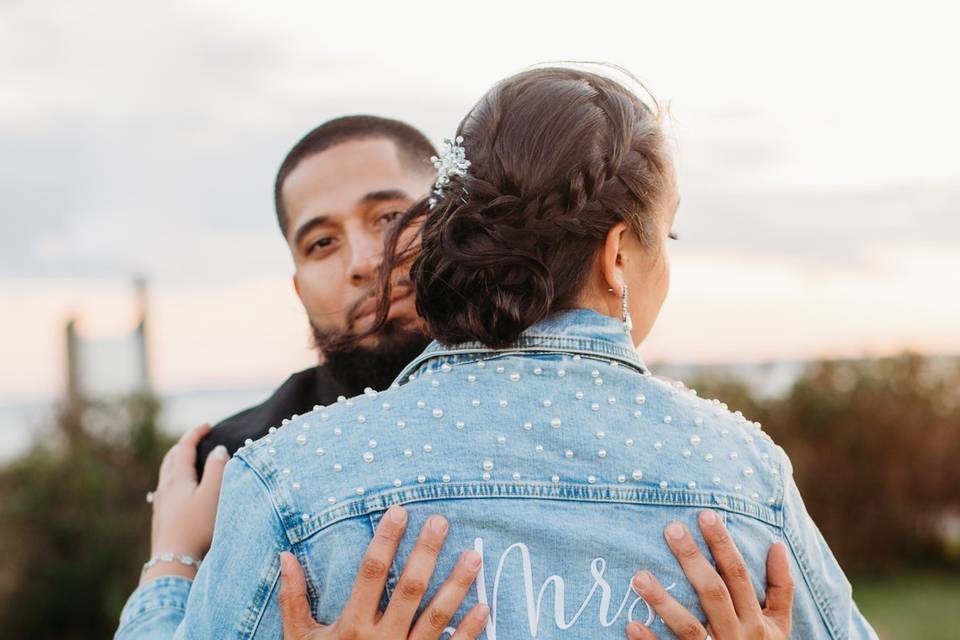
[274,115,437,237]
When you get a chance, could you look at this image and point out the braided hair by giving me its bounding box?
[372,65,674,348]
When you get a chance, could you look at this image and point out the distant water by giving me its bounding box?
[0,388,272,464]
[654,360,808,399]
[0,360,807,465]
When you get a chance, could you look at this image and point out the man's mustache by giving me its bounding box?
[345,277,414,329]
[311,277,419,354]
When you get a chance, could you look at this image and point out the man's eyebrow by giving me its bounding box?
[292,215,330,248]
[359,189,410,205]
[291,191,410,247]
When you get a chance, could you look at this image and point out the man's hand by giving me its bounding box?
[279,505,489,640]
[627,510,794,640]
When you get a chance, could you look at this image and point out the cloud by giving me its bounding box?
[0,2,293,275]
[3,1,957,286]
[675,180,960,273]
[2,0,959,405]
[0,1,471,281]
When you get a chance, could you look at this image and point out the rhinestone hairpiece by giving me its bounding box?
[428,135,470,208]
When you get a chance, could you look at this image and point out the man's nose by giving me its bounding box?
[347,233,382,285]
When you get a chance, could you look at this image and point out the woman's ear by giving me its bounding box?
[600,222,630,296]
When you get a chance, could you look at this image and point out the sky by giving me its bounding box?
[2,0,959,404]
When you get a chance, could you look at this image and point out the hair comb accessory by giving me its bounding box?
[428,135,470,208]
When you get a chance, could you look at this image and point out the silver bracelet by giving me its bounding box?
[141,552,202,575]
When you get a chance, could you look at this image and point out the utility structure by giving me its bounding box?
[64,277,153,408]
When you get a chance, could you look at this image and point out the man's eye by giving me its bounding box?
[307,237,334,254]
[377,210,403,226]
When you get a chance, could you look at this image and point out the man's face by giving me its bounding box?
[283,138,434,349]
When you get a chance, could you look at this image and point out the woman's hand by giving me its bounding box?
[279,505,488,639]
[627,510,794,640]
[140,422,229,585]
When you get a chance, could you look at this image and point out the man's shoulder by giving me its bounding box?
[218,366,321,425]
[195,365,344,474]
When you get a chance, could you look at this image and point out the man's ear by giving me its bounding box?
[292,273,303,303]
[600,222,630,296]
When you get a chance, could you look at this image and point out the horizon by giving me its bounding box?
[3,331,955,408]
[3,348,954,465]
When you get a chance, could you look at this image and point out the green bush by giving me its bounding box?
[691,353,960,574]
[0,354,956,637]
[0,394,171,639]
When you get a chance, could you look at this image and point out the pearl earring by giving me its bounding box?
[620,284,633,334]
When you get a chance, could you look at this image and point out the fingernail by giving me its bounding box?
[212,445,228,459]
[626,622,646,639]
[665,522,686,540]
[279,552,289,576]
[632,570,653,593]
[473,604,490,620]
[429,514,449,534]
[700,509,718,526]
[387,505,407,524]
[463,550,482,570]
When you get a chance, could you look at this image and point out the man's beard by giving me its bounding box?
[312,318,431,394]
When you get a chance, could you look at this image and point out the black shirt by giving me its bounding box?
[195,365,359,476]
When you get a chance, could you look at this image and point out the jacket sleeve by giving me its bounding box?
[115,455,288,639]
[779,454,879,640]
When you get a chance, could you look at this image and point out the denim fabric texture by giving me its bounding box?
[116,309,877,639]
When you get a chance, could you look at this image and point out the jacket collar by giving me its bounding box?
[394,308,648,384]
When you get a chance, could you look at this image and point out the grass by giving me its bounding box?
[851,571,960,640]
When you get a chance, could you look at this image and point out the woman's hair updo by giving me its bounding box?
[377,65,675,349]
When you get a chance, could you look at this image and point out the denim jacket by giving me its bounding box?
[116,309,877,639]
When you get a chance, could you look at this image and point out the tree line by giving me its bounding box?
[0,353,957,637]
